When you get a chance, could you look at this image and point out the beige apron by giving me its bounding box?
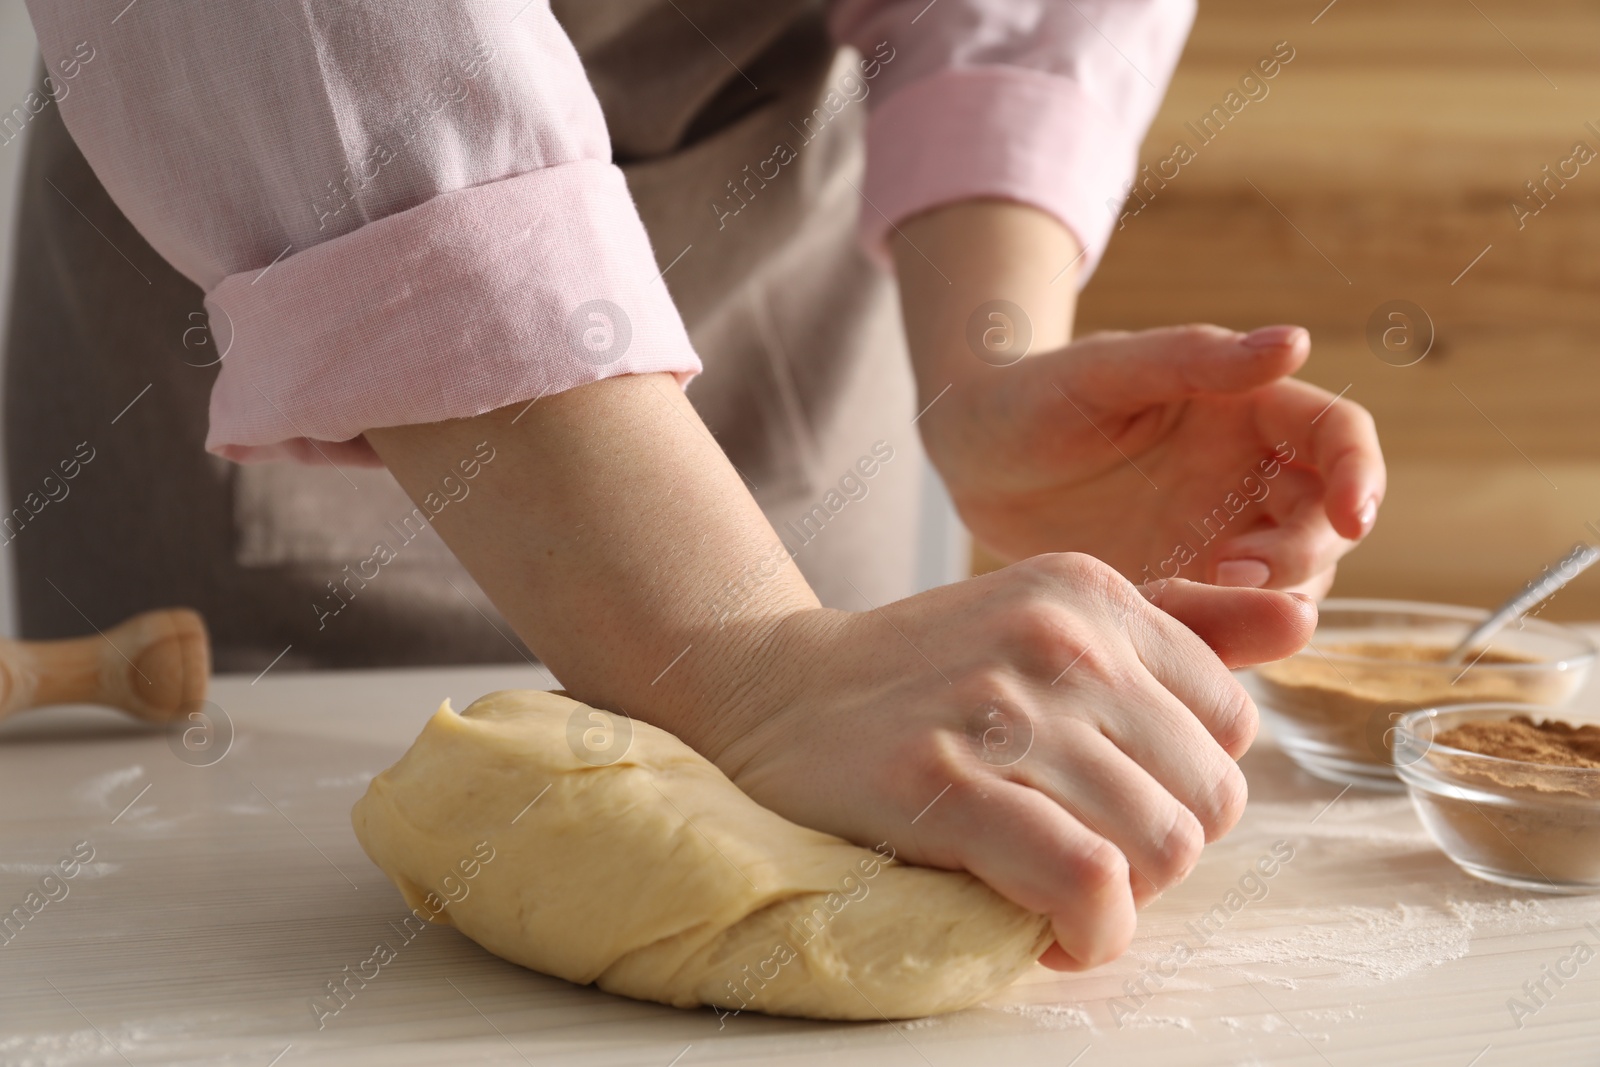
[3,3,920,671]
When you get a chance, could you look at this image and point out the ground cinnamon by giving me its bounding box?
[1411,714,1600,890]
[1436,715,1600,770]
[1252,641,1563,770]
[1426,714,1600,801]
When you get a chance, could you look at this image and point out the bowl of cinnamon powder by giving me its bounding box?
[1244,599,1594,791]
[1393,704,1600,894]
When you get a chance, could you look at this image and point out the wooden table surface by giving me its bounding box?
[3,656,1598,1067]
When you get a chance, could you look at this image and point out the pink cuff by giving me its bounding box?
[204,160,701,465]
[858,66,1139,286]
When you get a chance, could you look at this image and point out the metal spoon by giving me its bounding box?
[1443,541,1600,664]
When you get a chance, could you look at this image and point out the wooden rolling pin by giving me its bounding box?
[0,608,210,722]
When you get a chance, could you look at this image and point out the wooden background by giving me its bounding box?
[981,0,1600,618]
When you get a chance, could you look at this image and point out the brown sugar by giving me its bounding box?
[1252,641,1565,770]
[1436,715,1600,770]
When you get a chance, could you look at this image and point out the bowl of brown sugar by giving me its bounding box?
[1244,599,1595,791]
[1393,704,1600,894]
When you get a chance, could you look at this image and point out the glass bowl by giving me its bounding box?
[1243,598,1595,791]
[1394,704,1600,894]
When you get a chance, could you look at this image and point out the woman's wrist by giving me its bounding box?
[687,604,844,768]
[891,199,1083,402]
[888,199,1086,496]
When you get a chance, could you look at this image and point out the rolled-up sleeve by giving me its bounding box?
[829,0,1194,284]
[25,1,701,465]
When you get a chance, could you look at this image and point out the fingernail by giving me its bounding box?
[1216,559,1272,588]
[1240,325,1306,349]
[1289,592,1316,604]
[1357,496,1378,536]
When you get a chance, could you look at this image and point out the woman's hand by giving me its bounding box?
[891,200,1386,597]
[709,558,1316,971]
[920,323,1384,597]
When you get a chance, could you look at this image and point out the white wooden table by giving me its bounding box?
[3,654,1598,1067]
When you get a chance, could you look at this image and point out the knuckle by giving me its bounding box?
[1068,640,1129,689]
[1003,601,1095,681]
[1003,598,1064,656]
[1152,808,1206,886]
[1028,550,1104,583]
[1341,398,1378,435]
[1016,551,1070,583]
[912,725,971,780]
[1178,322,1224,343]
[952,665,1021,715]
[1067,836,1130,897]
[896,738,992,836]
[1211,680,1260,757]
[1199,762,1249,841]
[1029,553,1140,614]
[895,724,969,796]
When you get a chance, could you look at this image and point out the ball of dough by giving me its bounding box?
[351,690,1052,1020]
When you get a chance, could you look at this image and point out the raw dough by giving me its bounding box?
[351,689,1051,1020]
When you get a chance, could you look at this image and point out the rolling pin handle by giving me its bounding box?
[0,607,212,722]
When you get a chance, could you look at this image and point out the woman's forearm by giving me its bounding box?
[891,199,1084,400]
[365,373,818,752]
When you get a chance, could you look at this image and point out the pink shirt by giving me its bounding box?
[24,1,1191,465]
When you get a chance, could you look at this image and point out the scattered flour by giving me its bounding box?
[1220,1014,1302,1037]
[997,1003,1095,1030]
[0,1026,106,1067]
[0,861,120,880]
[1126,1013,1195,1031]
[75,765,144,811]
[1221,1014,1270,1033]
[1185,903,1470,983]
[1219,1004,1357,1042]
[71,764,185,831]
[1182,893,1564,987]
[222,804,272,816]
[1247,797,1432,849]
[1444,897,1558,930]
[0,1019,198,1067]
[315,772,374,789]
